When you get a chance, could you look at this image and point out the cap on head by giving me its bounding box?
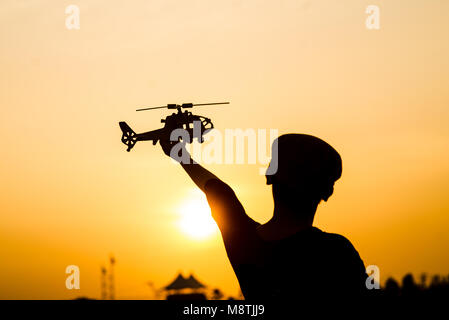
[266,134,342,201]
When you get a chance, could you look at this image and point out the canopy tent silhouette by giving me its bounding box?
[164,272,207,300]
[164,273,205,290]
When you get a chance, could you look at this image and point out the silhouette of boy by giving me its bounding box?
[160,133,367,299]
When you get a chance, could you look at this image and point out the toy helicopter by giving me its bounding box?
[119,102,229,152]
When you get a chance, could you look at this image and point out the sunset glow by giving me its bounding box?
[178,196,218,240]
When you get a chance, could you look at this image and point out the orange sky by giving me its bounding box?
[1,0,449,299]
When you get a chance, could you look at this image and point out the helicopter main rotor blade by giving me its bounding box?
[136,102,230,112]
[136,106,167,111]
[192,102,230,107]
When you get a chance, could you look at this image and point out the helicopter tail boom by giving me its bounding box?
[120,122,168,152]
[135,128,166,145]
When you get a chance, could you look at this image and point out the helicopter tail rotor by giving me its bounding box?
[119,121,138,152]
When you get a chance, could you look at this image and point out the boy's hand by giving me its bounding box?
[159,135,190,163]
[159,136,176,157]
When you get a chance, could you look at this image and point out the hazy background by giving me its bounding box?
[0,0,448,299]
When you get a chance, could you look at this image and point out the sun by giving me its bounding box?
[178,194,218,239]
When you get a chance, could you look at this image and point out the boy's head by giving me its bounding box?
[266,134,342,206]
